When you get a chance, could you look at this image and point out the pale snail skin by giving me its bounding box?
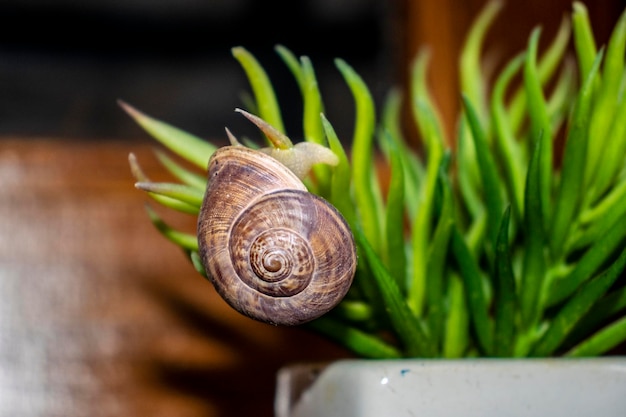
[197,111,357,326]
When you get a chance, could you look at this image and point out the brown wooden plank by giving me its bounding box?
[0,138,349,417]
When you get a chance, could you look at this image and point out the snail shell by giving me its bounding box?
[197,145,357,326]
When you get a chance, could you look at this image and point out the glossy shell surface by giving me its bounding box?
[197,146,356,326]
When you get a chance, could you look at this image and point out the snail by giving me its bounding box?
[197,109,357,326]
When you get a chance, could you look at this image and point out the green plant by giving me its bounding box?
[125,1,626,358]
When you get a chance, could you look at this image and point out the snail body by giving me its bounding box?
[197,145,357,326]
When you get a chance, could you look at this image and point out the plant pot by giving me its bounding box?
[275,357,626,417]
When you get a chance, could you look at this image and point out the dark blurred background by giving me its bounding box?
[0,0,624,145]
[0,0,399,144]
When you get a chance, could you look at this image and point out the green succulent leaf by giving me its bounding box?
[463,94,505,253]
[355,227,435,357]
[520,137,546,330]
[382,130,408,290]
[572,2,598,83]
[336,58,383,252]
[189,251,207,278]
[532,248,626,356]
[308,317,402,359]
[144,205,199,251]
[120,101,216,169]
[524,28,553,228]
[590,71,626,201]
[323,114,356,228]
[425,165,454,348]
[460,0,502,122]
[300,56,332,195]
[550,49,603,260]
[547,211,626,306]
[451,226,493,355]
[134,181,204,208]
[570,182,626,253]
[491,53,525,220]
[411,49,447,149]
[333,300,374,322]
[443,273,470,358]
[566,316,626,357]
[494,206,517,357]
[584,9,626,195]
[509,15,572,133]
[564,285,626,348]
[154,149,207,192]
[232,46,285,135]
[275,45,305,89]
[381,88,424,216]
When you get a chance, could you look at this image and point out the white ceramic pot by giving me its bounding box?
[275,358,626,417]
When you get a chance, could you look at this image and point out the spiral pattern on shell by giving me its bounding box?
[197,146,357,326]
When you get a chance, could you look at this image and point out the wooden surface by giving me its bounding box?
[0,138,350,417]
